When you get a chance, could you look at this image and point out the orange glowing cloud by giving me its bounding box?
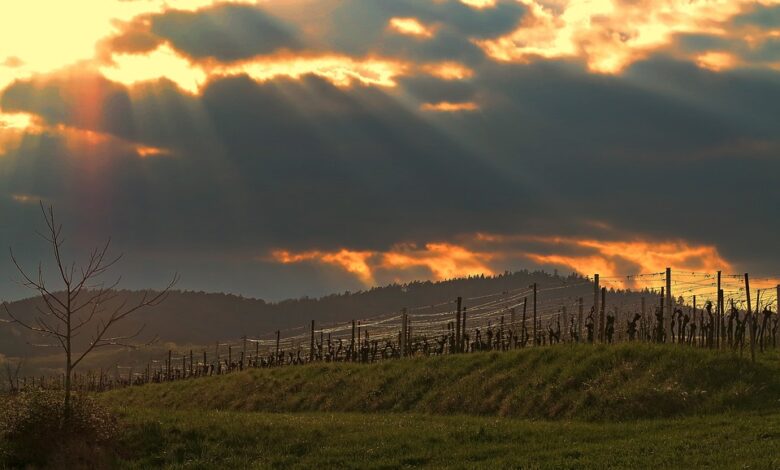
[522,236,733,290]
[420,62,475,80]
[388,17,436,39]
[272,243,495,286]
[380,243,496,281]
[100,45,411,92]
[460,0,497,8]
[695,51,740,72]
[271,232,736,290]
[219,53,409,88]
[136,145,172,159]
[273,249,375,284]
[421,101,480,112]
[0,112,42,155]
[100,44,207,94]
[475,0,767,74]
[10,194,41,204]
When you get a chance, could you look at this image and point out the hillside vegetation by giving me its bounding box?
[3,270,605,359]
[104,344,780,421]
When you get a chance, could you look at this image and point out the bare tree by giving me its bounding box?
[2,203,177,415]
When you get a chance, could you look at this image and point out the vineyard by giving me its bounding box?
[7,269,779,393]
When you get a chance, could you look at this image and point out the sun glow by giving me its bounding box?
[0,112,41,155]
[100,44,207,94]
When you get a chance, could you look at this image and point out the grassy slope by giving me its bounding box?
[105,344,780,421]
[115,409,780,469]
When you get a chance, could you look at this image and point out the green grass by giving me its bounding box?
[7,344,780,468]
[114,408,780,469]
[104,343,780,421]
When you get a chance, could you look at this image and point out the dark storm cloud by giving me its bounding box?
[324,0,525,64]
[99,18,163,56]
[0,71,540,257]
[732,4,780,28]
[149,4,301,61]
[4,53,780,282]
[1,71,135,136]
[437,57,780,272]
[2,1,780,301]
[399,75,478,103]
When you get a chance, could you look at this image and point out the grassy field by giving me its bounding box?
[105,343,780,420]
[114,408,780,468]
[6,344,780,468]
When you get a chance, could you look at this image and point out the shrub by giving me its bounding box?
[0,390,118,468]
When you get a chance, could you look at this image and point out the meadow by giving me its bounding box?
[94,344,780,468]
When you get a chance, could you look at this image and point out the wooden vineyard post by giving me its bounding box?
[189,350,194,377]
[599,288,606,343]
[774,284,780,349]
[462,307,467,352]
[593,274,600,343]
[243,336,247,369]
[659,288,665,343]
[522,298,528,347]
[400,310,408,357]
[351,320,356,361]
[692,295,697,346]
[578,297,584,343]
[666,267,672,341]
[561,306,567,343]
[533,283,538,346]
[455,297,462,353]
[745,273,755,362]
[275,331,281,365]
[310,320,315,363]
[715,271,723,349]
[509,307,516,347]
[167,350,172,381]
[203,351,207,376]
[641,297,646,341]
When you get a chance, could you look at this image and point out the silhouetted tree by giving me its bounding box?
[2,204,177,419]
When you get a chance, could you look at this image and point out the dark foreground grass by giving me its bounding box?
[115,407,780,469]
[105,344,780,420]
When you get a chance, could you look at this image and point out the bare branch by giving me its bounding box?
[2,204,177,397]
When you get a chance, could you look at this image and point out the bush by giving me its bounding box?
[0,390,118,468]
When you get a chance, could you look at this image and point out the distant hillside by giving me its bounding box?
[1,270,651,359]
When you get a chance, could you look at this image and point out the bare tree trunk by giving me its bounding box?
[64,358,72,423]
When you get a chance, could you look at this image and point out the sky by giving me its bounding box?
[1,0,779,302]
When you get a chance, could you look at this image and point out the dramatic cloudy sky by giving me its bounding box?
[1,0,779,301]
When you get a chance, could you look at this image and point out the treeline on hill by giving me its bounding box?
[1,270,649,358]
